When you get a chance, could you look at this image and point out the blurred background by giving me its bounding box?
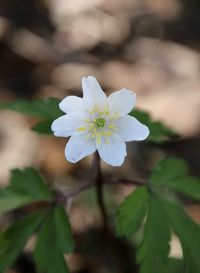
[0,0,200,272]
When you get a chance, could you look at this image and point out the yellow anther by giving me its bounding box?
[108,124,116,129]
[104,131,112,137]
[96,135,101,145]
[88,124,94,130]
[77,127,86,132]
[83,107,118,144]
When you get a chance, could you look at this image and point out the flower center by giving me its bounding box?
[77,111,116,145]
[94,118,106,128]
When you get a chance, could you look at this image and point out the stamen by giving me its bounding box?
[108,124,116,129]
[77,127,86,132]
[104,131,112,137]
[96,132,103,144]
[83,108,117,144]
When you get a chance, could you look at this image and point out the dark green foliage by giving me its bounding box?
[116,187,148,238]
[32,119,55,134]
[116,157,200,273]
[166,258,184,273]
[136,195,170,273]
[150,157,188,186]
[0,98,62,135]
[0,211,45,272]
[130,109,178,143]
[0,168,53,214]
[0,98,62,118]
[34,205,75,273]
[150,157,200,201]
[161,198,200,273]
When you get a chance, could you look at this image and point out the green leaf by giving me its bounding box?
[166,258,184,273]
[54,205,75,253]
[0,211,45,272]
[150,157,200,201]
[0,168,53,214]
[0,98,62,119]
[136,195,170,273]
[116,157,200,273]
[160,198,200,273]
[150,157,187,185]
[130,109,178,143]
[116,187,148,238]
[0,98,63,135]
[34,205,75,273]
[32,119,54,135]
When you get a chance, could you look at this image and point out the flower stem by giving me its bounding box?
[93,152,108,231]
[52,177,145,207]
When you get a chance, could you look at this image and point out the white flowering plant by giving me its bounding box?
[0,76,200,273]
[51,76,149,166]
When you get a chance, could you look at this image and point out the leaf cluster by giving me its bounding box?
[0,168,75,273]
[0,98,62,135]
[116,157,200,273]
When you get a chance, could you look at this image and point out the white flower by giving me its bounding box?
[51,76,149,166]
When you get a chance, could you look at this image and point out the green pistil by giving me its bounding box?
[95,118,106,128]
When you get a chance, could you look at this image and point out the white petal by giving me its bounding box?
[97,134,127,166]
[51,112,88,137]
[59,96,84,113]
[107,88,136,116]
[82,76,107,106]
[116,115,149,141]
[65,134,96,163]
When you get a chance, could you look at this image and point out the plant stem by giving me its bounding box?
[93,152,108,231]
[54,177,145,204]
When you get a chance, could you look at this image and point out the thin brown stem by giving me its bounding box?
[62,180,92,200]
[106,177,146,187]
[56,177,145,202]
[93,152,109,231]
